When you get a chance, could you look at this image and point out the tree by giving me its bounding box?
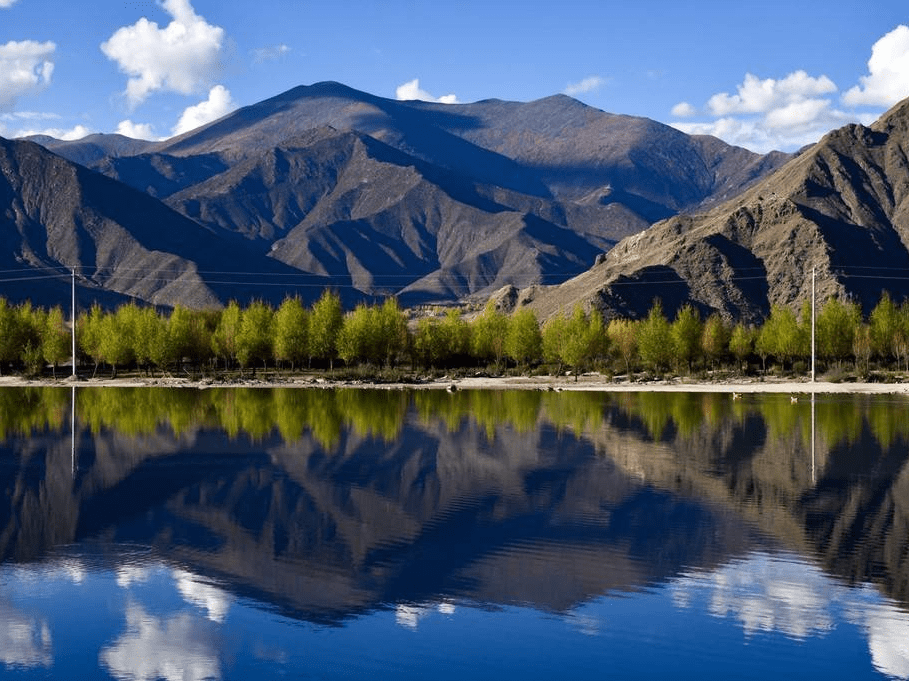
[0,298,17,374]
[816,298,861,364]
[505,309,541,368]
[212,301,242,369]
[131,306,164,375]
[273,297,309,370]
[728,323,753,372]
[541,312,568,371]
[853,323,872,377]
[337,303,374,366]
[869,292,901,365]
[375,298,408,366]
[757,305,801,372]
[17,304,45,376]
[100,306,134,378]
[701,314,729,370]
[309,290,343,370]
[413,316,443,368]
[438,308,470,362]
[41,306,71,377]
[637,300,672,372]
[236,301,274,371]
[607,318,638,376]
[470,303,508,371]
[78,304,105,377]
[560,306,607,380]
[670,304,702,374]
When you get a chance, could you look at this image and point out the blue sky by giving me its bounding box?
[1,0,907,153]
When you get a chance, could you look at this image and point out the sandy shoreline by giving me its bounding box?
[2,373,909,394]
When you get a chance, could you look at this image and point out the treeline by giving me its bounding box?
[1,290,909,379]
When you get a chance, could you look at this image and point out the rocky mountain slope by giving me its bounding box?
[11,82,788,308]
[0,137,338,309]
[524,97,909,322]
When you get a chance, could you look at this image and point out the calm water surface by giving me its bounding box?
[0,387,907,680]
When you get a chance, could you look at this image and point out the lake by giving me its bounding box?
[0,386,907,680]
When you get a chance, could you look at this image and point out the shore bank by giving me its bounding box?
[2,373,909,394]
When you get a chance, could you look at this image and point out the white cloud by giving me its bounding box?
[671,101,696,117]
[252,44,290,64]
[100,603,220,681]
[0,40,55,111]
[564,76,607,96]
[172,84,235,136]
[670,70,860,152]
[706,71,837,116]
[100,0,225,108]
[0,0,18,7]
[395,78,458,104]
[15,123,92,141]
[116,119,158,140]
[844,25,909,107]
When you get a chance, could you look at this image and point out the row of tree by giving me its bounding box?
[1,290,908,378]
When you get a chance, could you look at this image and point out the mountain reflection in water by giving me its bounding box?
[0,387,908,680]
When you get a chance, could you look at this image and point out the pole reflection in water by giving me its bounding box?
[0,387,906,680]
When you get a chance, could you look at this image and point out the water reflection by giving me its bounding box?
[0,387,908,679]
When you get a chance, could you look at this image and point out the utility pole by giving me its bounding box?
[71,268,76,377]
[811,267,816,383]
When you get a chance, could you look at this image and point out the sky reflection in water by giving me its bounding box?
[0,387,907,679]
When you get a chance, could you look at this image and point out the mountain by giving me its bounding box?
[15,82,789,308]
[0,137,341,309]
[523,97,909,323]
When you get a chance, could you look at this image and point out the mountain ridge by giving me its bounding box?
[522,95,909,322]
[9,81,794,309]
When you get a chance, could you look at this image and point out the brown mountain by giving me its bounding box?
[0,137,339,309]
[524,97,909,322]
[19,82,787,307]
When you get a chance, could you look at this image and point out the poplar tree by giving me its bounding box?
[637,300,672,372]
[670,304,702,373]
[505,309,541,368]
[236,301,274,371]
[212,301,242,369]
[309,291,343,370]
[41,306,71,377]
[470,303,508,371]
[701,314,729,369]
[273,296,309,370]
[607,318,638,376]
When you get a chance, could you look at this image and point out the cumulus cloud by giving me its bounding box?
[100,0,225,108]
[669,26,909,153]
[670,70,862,152]
[116,119,158,140]
[0,0,19,7]
[564,75,607,96]
[395,78,458,104]
[172,84,235,136]
[0,40,55,111]
[706,71,836,116]
[844,25,909,107]
[671,101,697,117]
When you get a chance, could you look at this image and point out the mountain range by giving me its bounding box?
[5,81,789,310]
[524,97,909,322]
